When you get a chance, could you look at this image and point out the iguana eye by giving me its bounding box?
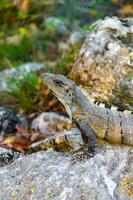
[54,80,64,87]
[68,91,74,99]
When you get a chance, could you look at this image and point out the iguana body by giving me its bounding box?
[41,73,133,146]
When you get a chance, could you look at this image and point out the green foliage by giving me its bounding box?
[1,37,32,61]
[0,0,124,70]
[6,71,44,112]
[57,43,81,75]
[127,72,133,79]
[82,24,98,32]
[43,16,67,35]
[0,35,47,68]
[18,11,28,20]
[7,72,38,110]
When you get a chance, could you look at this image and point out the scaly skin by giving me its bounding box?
[41,73,133,146]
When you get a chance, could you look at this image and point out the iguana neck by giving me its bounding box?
[64,87,92,119]
[69,87,98,142]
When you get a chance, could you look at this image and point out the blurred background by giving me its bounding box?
[0,0,133,114]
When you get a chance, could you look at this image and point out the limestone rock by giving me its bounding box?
[68,31,85,46]
[0,140,132,200]
[71,17,133,110]
[29,128,83,153]
[0,107,28,136]
[31,112,74,139]
[0,147,22,167]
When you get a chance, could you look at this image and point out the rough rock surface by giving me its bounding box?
[71,17,133,110]
[29,128,84,153]
[31,112,74,139]
[0,129,132,200]
[0,147,23,167]
[0,107,28,136]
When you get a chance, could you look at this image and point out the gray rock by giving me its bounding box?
[71,17,133,110]
[31,112,73,139]
[68,31,85,45]
[0,107,28,135]
[29,128,84,153]
[0,129,132,200]
[0,147,22,167]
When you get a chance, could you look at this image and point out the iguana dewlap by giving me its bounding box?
[41,73,133,146]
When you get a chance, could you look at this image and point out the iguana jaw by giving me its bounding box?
[56,95,73,120]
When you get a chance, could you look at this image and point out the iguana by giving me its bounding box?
[41,73,133,146]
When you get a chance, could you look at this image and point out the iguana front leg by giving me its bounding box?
[72,115,97,146]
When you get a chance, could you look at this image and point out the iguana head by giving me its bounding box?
[41,73,77,119]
